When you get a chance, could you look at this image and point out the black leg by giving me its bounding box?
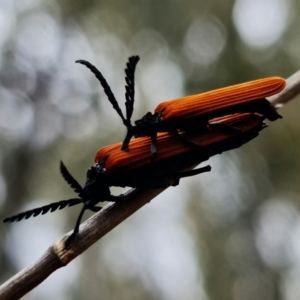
[65,206,86,247]
[172,130,202,149]
[137,166,211,189]
[108,194,126,202]
[89,206,102,213]
[208,122,241,134]
[258,99,282,121]
[169,165,211,186]
[139,182,171,189]
[176,165,211,179]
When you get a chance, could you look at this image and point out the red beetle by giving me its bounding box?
[77,56,285,154]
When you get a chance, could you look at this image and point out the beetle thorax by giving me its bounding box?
[132,112,164,137]
[83,164,111,204]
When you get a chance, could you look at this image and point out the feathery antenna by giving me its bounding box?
[60,161,85,198]
[3,161,86,223]
[75,59,126,123]
[3,198,83,223]
[124,56,140,125]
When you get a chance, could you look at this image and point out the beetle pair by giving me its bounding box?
[76,56,285,155]
[3,56,286,243]
[4,113,266,241]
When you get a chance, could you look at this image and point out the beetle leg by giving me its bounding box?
[136,182,170,188]
[89,206,102,212]
[108,194,126,202]
[137,165,212,189]
[208,122,241,134]
[252,99,282,121]
[176,165,211,179]
[65,206,87,247]
[169,165,212,186]
[172,130,202,149]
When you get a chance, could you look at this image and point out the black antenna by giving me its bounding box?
[75,60,126,123]
[60,161,85,198]
[3,198,83,223]
[3,161,86,223]
[124,56,140,126]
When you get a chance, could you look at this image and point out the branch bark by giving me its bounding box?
[0,187,165,300]
[1,72,300,300]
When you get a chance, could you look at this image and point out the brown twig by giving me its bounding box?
[1,71,300,300]
[0,187,164,300]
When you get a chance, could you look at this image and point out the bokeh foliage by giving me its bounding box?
[0,0,300,299]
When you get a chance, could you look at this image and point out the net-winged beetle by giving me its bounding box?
[3,113,266,243]
[76,56,285,155]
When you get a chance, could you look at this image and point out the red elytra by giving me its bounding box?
[155,77,285,123]
[76,57,285,155]
[95,112,264,177]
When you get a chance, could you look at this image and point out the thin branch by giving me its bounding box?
[267,70,300,106]
[0,187,164,300]
[1,70,300,300]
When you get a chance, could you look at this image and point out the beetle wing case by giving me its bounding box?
[95,113,266,187]
[155,77,285,123]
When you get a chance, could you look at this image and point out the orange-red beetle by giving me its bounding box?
[3,113,266,240]
[94,113,265,186]
[77,56,285,154]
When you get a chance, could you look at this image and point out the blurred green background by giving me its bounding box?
[0,0,300,299]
